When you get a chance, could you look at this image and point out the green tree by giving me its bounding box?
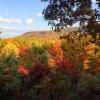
[42,0,100,39]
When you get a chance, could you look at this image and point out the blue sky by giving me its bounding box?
[0,0,96,38]
[0,0,49,38]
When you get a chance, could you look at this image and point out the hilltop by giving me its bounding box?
[19,27,79,38]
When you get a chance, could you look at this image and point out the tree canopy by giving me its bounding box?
[42,0,100,38]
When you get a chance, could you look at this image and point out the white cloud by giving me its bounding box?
[14,19,22,24]
[0,16,35,25]
[0,17,22,24]
[0,26,21,31]
[26,18,33,25]
[37,12,42,17]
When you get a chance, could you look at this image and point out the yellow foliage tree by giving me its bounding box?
[1,43,19,58]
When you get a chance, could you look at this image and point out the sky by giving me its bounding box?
[0,0,49,38]
[0,0,96,38]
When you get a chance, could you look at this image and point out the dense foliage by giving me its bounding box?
[42,0,100,39]
[0,34,100,100]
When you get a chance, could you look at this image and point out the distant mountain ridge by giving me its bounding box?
[20,27,79,38]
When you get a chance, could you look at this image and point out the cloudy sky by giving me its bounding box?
[0,0,50,38]
[0,0,96,38]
